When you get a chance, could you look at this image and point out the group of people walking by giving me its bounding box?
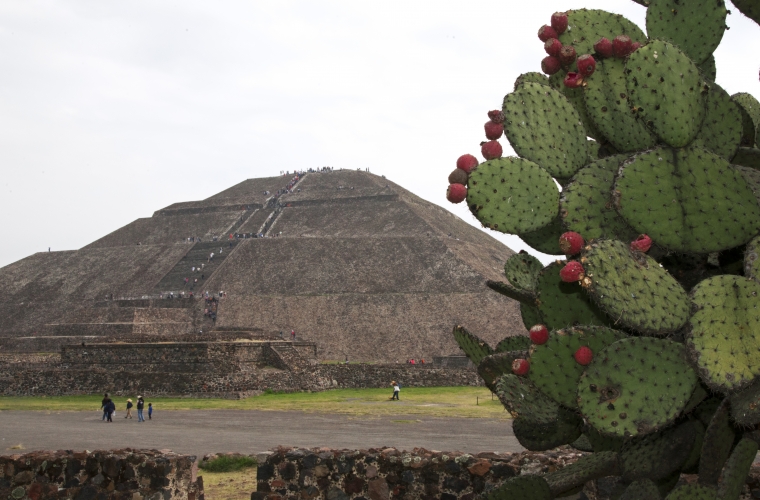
[100,394,152,423]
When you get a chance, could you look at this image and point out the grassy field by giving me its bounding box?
[202,468,257,499]
[0,387,509,419]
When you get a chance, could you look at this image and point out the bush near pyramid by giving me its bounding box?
[447,1,760,498]
[0,169,523,364]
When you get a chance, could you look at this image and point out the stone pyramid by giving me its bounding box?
[0,170,523,362]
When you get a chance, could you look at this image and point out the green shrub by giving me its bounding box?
[199,455,257,473]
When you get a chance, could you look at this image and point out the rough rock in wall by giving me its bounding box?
[0,449,203,499]
[253,446,585,500]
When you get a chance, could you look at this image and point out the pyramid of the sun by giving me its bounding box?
[0,170,523,362]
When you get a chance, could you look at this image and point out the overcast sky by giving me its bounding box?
[2,1,758,268]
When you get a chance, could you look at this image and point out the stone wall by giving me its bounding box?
[253,446,760,500]
[0,449,203,500]
[252,446,584,500]
[0,363,480,397]
[0,330,279,354]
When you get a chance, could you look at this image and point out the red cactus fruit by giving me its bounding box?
[541,56,562,75]
[631,41,642,52]
[448,168,468,185]
[538,25,558,42]
[559,231,585,255]
[529,324,550,345]
[446,184,467,204]
[577,54,596,77]
[613,35,633,58]
[574,346,593,366]
[630,234,653,253]
[563,72,583,88]
[551,12,569,35]
[594,37,613,58]
[481,141,503,160]
[456,154,479,174]
[487,110,505,124]
[559,45,577,66]
[484,121,504,140]
[544,38,563,57]
[560,261,585,282]
[512,358,530,376]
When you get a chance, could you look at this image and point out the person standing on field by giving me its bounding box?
[125,399,133,419]
[136,396,145,422]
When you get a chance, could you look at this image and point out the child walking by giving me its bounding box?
[389,381,400,400]
[148,403,153,420]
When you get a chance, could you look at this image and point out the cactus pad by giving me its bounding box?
[478,351,528,390]
[698,55,717,82]
[557,9,646,57]
[699,399,735,487]
[543,451,622,498]
[504,251,543,292]
[502,83,588,178]
[519,216,565,256]
[494,374,560,424]
[731,0,760,26]
[682,419,706,473]
[614,146,760,253]
[512,407,583,451]
[495,335,532,353]
[467,156,559,234]
[514,72,550,91]
[694,82,743,160]
[583,57,657,153]
[730,378,760,426]
[619,420,698,481]
[586,425,625,452]
[570,434,594,452]
[745,235,760,283]
[736,165,760,205]
[578,337,699,438]
[535,261,611,330]
[520,302,542,330]
[453,325,493,366]
[733,92,760,147]
[560,155,638,242]
[717,437,759,500]
[620,479,661,500]
[586,139,617,162]
[645,0,727,64]
[732,147,760,169]
[549,72,604,143]
[487,280,535,304]
[687,275,760,393]
[581,239,690,334]
[528,325,627,408]
[626,40,706,147]
[664,484,717,500]
[482,475,552,500]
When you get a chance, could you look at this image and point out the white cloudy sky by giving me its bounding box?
[2,1,758,268]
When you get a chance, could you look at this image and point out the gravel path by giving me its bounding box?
[0,410,523,458]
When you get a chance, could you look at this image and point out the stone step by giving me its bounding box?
[153,241,239,293]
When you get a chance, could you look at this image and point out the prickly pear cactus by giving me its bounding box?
[447,2,760,498]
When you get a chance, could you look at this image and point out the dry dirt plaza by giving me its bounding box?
[0,408,522,458]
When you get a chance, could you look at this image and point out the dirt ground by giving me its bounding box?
[0,409,522,457]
